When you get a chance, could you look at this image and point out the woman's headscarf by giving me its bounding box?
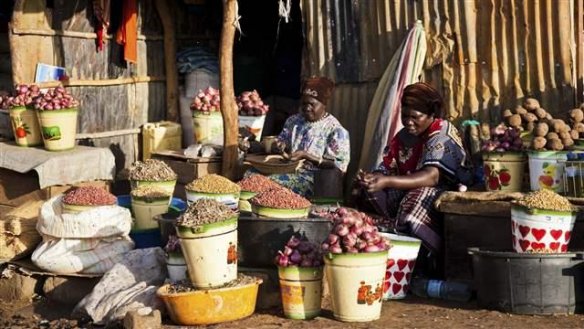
[302,77,335,105]
[401,82,443,117]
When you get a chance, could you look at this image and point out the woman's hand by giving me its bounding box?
[288,150,308,162]
[271,140,286,154]
[359,172,391,192]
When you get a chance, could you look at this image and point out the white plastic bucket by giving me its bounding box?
[166,253,188,283]
[192,110,223,145]
[9,106,42,147]
[131,196,171,230]
[511,204,577,253]
[527,151,568,193]
[324,251,387,322]
[239,115,266,141]
[37,108,78,151]
[482,152,526,192]
[177,217,238,288]
[278,266,323,320]
[380,233,421,300]
[185,190,240,211]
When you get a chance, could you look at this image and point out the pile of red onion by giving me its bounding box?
[32,86,79,110]
[481,123,523,152]
[237,90,269,116]
[0,90,11,110]
[190,86,220,112]
[7,84,41,108]
[321,208,390,254]
[275,236,323,268]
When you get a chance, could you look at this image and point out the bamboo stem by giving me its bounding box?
[219,0,238,180]
[33,76,166,88]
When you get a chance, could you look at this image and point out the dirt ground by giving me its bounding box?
[2,295,584,329]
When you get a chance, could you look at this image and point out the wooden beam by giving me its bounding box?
[11,27,161,41]
[155,0,180,122]
[33,76,166,88]
[219,0,238,180]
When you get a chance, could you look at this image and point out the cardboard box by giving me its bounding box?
[0,168,110,208]
[151,150,222,199]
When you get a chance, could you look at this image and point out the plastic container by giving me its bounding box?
[510,204,577,253]
[166,252,188,283]
[251,204,310,219]
[238,214,332,267]
[324,251,387,322]
[130,228,162,249]
[131,195,172,230]
[482,152,526,192]
[177,217,238,288]
[156,212,182,248]
[185,190,239,211]
[239,115,266,141]
[469,248,584,314]
[527,151,568,192]
[117,195,186,213]
[157,277,262,325]
[192,110,223,145]
[238,191,256,213]
[380,233,421,300]
[37,108,78,151]
[278,266,323,320]
[9,106,42,146]
[130,179,177,196]
[142,121,182,160]
[410,278,472,302]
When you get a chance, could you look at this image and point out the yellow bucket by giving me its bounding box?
[9,106,42,147]
[193,110,223,144]
[324,251,387,322]
[278,266,323,320]
[37,108,78,151]
[131,196,171,230]
[157,277,262,325]
[482,152,526,192]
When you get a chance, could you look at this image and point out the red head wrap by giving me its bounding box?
[302,77,335,105]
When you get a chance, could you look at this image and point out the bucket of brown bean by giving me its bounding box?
[61,186,117,214]
[237,174,282,212]
[129,159,178,197]
[185,174,241,211]
[511,189,577,253]
[250,188,312,219]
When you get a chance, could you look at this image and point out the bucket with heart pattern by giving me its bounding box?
[379,233,422,299]
[511,204,577,253]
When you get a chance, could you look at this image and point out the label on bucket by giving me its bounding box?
[281,284,305,305]
[357,281,384,305]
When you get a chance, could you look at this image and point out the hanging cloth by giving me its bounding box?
[93,0,111,52]
[116,0,138,63]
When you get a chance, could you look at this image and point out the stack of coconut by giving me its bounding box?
[501,98,584,151]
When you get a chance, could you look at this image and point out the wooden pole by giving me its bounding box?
[219,0,239,180]
[155,0,179,122]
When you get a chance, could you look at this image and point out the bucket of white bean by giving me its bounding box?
[185,174,241,211]
[511,189,577,253]
[129,159,178,197]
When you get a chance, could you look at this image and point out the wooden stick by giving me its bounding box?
[32,76,166,88]
[155,0,180,123]
[11,27,161,41]
[76,128,141,139]
[219,0,238,180]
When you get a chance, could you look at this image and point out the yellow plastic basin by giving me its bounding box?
[157,277,263,325]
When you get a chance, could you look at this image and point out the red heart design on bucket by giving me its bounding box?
[561,244,568,252]
[408,260,416,270]
[519,225,530,237]
[565,231,572,242]
[397,259,408,271]
[406,272,412,282]
[549,242,560,251]
[383,281,390,293]
[392,284,402,295]
[403,284,409,293]
[550,229,563,241]
[519,240,530,251]
[394,271,405,283]
[531,242,546,250]
[385,271,392,280]
[387,258,395,268]
[531,228,546,241]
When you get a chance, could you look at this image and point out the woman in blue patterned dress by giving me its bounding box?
[267,77,351,197]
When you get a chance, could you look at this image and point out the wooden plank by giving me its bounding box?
[11,27,163,41]
[34,76,166,88]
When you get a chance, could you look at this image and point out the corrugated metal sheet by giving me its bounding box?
[301,0,584,176]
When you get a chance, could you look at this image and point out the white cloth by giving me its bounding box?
[0,142,115,189]
[74,248,167,325]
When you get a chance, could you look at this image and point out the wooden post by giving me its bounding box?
[219,0,238,180]
[155,0,179,122]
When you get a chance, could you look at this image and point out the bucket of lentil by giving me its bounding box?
[527,151,568,193]
[483,152,526,192]
[129,159,178,197]
[131,186,172,230]
[61,186,117,214]
[176,199,239,288]
[250,188,311,219]
[511,189,577,253]
[237,174,282,212]
[185,174,240,211]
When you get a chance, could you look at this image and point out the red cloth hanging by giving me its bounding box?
[93,0,111,52]
[116,0,138,63]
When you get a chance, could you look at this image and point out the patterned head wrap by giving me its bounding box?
[302,77,335,105]
[401,82,443,117]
